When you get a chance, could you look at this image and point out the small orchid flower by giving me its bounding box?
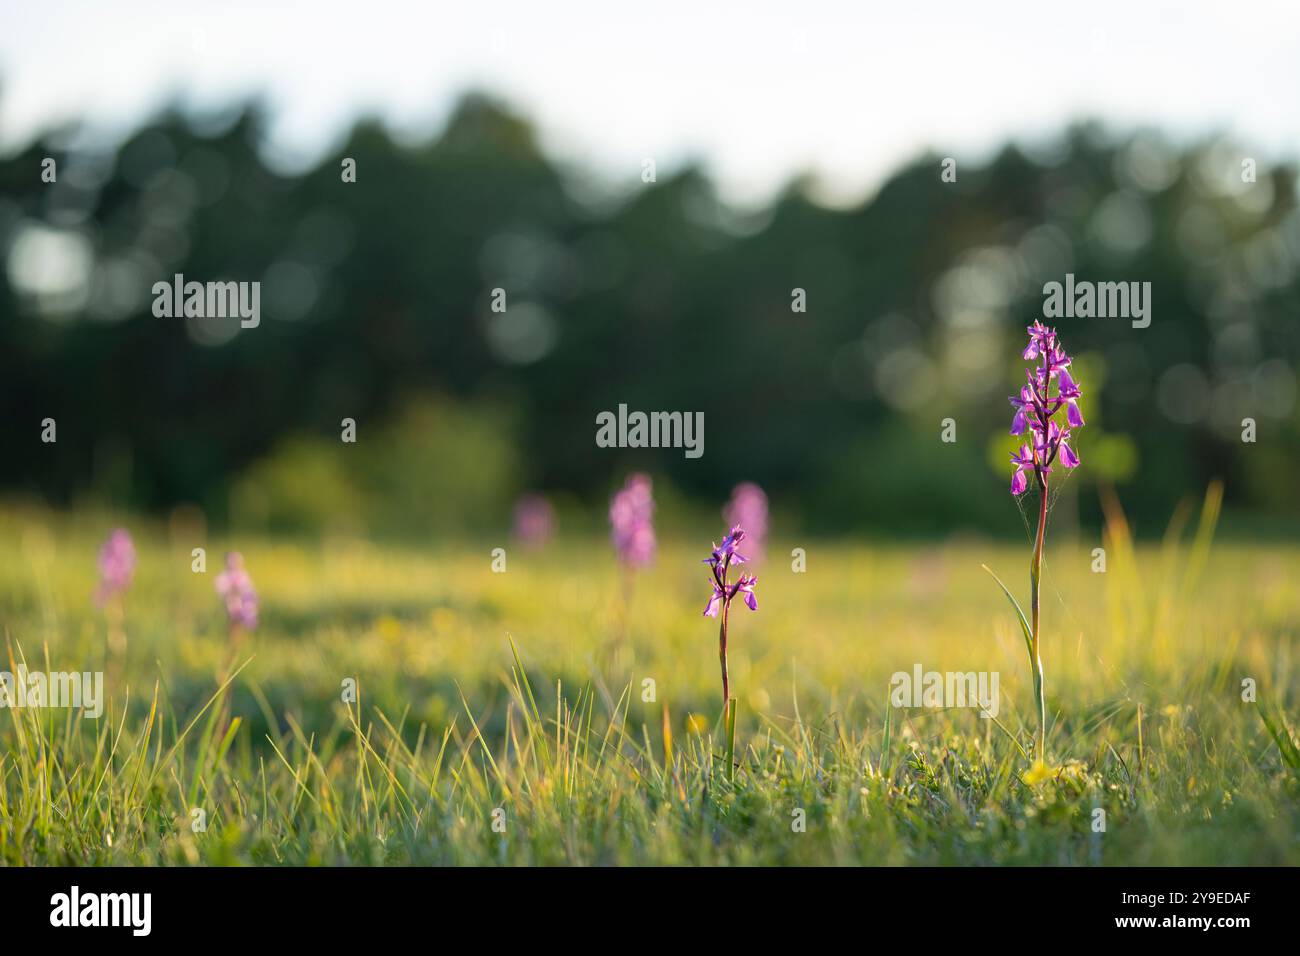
[609,473,656,566]
[1009,444,1035,496]
[703,526,757,614]
[705,525,748,570]
[735,574,758,611]
[1057,367,1085,428]
[607,473,657,651]
[215,552,259,634]
[95,527,135,656]
[94,528,136,608]
[1058,435,1080,468]
[703,582,724,618]
[702,523,758,674]
[1022,321,1051,360]
[702,523,758,779]
[512,493,556,548]
[1009,386,1033,436]
[723,482,769,562]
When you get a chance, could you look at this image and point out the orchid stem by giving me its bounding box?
[718,600,730,705]
[719,586,736,780]
[725,697,737,781]
[1030,471,1048,762]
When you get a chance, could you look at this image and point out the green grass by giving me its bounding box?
[1,493,1297,865]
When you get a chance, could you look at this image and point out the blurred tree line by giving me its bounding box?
[2,93,1297,537]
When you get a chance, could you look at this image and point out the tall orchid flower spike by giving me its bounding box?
[609,473,656,566]
[723,482,769,563]
[215,551,259,637]
[95,528,136,656]
[703,524,758,780]
[988,322,1085,770]
[94,528,136,608]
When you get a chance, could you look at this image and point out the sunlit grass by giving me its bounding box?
[1,497,1297,865]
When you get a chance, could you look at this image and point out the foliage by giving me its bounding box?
[3,100,1298,533]
[1,500,1296,864]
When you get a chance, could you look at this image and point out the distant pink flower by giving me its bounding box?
[512,493,557,548]
[94,528,136,607]
[215,552,258,632]
[724,482,768,561]
[609,473,655,566]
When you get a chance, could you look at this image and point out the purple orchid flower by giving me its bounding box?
[1007,323,1083,496]
[94,528,136,608]
[1021,321,1052,360]
[704,525,749,572]
[215,552,259,633]
[994,323,1087,767]
[723,482,769,562]
[735,574,758,611]
[703,571,759,616]
[512,493,557,549]
[1009,386,1033,436]
[1009,444,1035,496]
[1058,367,1085,428]
[703,525,758,707]
[609,473,656,567]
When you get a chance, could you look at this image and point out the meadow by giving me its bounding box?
[1,490,1297,866]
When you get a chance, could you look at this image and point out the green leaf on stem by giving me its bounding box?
[981,564,1034,665]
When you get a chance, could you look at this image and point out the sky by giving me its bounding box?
[2,0,1298,205]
